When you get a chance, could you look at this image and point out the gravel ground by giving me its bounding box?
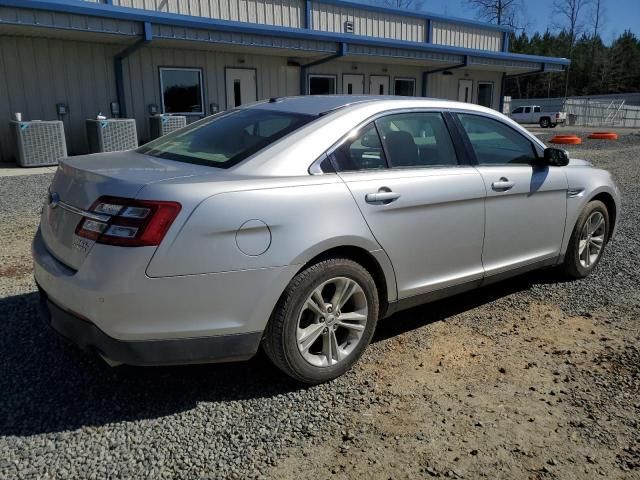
[0,129,638,479]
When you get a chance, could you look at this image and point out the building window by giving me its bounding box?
[477,82,494,108]
[309,75,337,95]
[160,67,204,115]
[394,78,416,96]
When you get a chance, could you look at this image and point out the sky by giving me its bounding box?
[362,0,640,43]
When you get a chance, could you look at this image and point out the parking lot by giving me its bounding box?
[1,129,639,479]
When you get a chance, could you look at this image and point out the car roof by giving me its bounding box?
[251,95,449,116]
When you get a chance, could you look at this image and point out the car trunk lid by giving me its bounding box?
[40,151,214,270]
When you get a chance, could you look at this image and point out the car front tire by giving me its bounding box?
[562,200,610,279]
[262,258,379,384]
[540,118,551,128]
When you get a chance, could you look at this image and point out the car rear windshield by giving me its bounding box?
[137,109,315,168]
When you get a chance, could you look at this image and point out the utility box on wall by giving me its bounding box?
[149,115,187,140]
[86,119,138,153]
[10,120,67,167]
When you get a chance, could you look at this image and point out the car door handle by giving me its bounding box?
[365,190,401,204]
[491,178,515,192]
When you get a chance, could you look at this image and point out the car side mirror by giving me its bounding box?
[543,147,570,167]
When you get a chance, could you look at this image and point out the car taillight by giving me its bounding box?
[75,196,181,247]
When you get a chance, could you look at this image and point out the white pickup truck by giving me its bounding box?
[510,105,567,128]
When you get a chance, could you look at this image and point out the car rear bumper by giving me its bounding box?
[38,287,263,366]
[32,228,300,364]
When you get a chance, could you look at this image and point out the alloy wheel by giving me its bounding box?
[579,211,606,268]
[296,277,368,367]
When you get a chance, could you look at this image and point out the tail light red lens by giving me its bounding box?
[75,196,181,247]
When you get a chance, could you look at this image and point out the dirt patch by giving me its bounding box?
[0,262,33,279]
[271,300,638,479]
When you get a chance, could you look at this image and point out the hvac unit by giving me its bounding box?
[10,120,67,167]
[86,118,138,153]
[149,115,187,140]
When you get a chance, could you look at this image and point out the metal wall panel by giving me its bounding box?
[113,0,304,28]
[432,21,503,52]
[348,43,461,64]
[0,36,118,162]
[468,56,539,70]
[0,6,142,35]
[119,45,301,142]
[152,24,336,52]
[312,2,424,42]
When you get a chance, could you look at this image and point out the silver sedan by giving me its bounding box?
[33,96,621,383]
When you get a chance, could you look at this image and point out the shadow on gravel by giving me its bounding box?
[0,292,302,437]
[0,268,568,437]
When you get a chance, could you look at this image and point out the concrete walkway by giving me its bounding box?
[0,163,57,177]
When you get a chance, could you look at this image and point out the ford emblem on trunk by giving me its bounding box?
[49,192,60,208]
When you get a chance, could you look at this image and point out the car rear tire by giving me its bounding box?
[262,258,379,384]
[562,200,609,279]
[540,117,551,128]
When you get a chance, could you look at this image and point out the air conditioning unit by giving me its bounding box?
[10,120,67,167]
[149,115,187,140]
[86,118,138,153]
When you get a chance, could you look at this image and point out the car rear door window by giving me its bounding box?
[456,113,538,165]
[330,123,387,171]
[374,112,458,168]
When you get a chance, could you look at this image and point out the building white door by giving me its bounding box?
[458,79,473,103]
[369,75,389,95]
[225,68,257,108]
[343,74,364,95]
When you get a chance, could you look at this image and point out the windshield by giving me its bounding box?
[138,109,315,168]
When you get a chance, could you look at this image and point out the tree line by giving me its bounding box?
[463,0,640,98]
[506,29,640,99]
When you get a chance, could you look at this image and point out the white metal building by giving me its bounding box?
[0,0,569,162]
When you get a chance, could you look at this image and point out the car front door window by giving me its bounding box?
[457,114,538,165]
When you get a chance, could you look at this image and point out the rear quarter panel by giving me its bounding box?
[144,175,397,300]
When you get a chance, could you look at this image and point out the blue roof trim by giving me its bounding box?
[317,0,513,32]
[1,0,569,66]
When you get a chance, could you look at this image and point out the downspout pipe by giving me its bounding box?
[114,21,152,118]
[300,42,347,95]
[421,55,468,97]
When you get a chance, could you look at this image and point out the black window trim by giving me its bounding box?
[317,108,471,174]
[450,110,545,167]
[308,74,338,95]
[393,77,417,96]
[159,66,205,116]
[476,81,495,109]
